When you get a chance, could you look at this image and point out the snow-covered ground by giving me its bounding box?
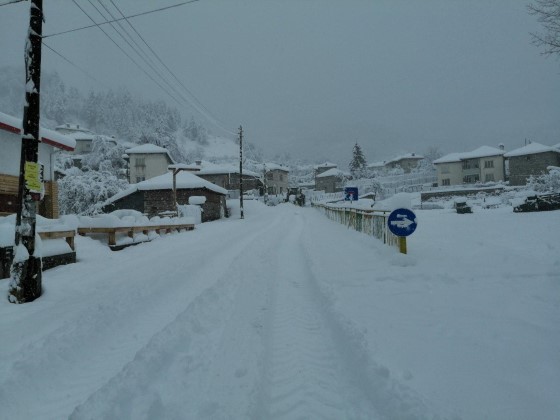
[0,201,558,420]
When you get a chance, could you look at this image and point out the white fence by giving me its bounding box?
[312,203,400,250]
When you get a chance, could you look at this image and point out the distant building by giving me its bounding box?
[314,162,338,176]
[125,144,174,184]
[257,163,289,195]
[504,142,560,186]
[54,123,104,155]
[315,168,349,193]
[179,160,262,194]
[385,153,424,173]
[433,146,506,187]
[1,112,75,218]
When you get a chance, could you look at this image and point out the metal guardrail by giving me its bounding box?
[312,203,401,249]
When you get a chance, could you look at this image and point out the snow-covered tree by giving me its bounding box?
[81,136,127,178]
[349,142,367,178]
[58,167,128,215]
[183,117,208,145]
[527,167,560,193]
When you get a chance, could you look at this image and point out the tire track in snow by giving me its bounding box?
[256,207,445,420]
[68,213,286,419]
[255,209,377,419]
[0,212,280,420]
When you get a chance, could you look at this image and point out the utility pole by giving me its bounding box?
[9,0,44,304]
[239,125,244,219]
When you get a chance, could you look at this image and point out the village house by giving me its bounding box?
[433,146,506,187]
[180,161,262,197]
[258,163,290,195]
[315,167,349,193]
[0,111,75,218]
[385,153,424,173]
[504,142,560,186]
[125,144,174,184]
[102,171,228,222]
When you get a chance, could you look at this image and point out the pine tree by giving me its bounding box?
[349,142,367,178]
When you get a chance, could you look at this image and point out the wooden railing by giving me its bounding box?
[77,223,195,247]
[312,203,401,249]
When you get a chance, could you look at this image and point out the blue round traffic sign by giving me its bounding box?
[387,208,417,237]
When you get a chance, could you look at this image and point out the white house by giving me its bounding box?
[125,144,175,184]
[0,111,75,218]
[433,146,506,187]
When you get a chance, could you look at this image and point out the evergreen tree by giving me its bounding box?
[349,142,367,178]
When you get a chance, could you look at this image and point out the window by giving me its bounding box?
[463,174,480,184]
[135,157,145,167]
[136,176,145,183]
[279,174,284,181]
[442,178,450,186]
[484,160,494,169]
[267,173,273,180]
[485,173,495,182]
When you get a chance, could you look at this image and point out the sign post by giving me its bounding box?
[387,208,417,254]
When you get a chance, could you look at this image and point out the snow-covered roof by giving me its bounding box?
[387,153,424,163]
[433,152,463,164]
[316,168,348,178]
[461,146,504,160]
[367,161,386,168]
[0,111,76,151]
[197,163,260,178]
[262,162,289,172]
[433,146,504,164]
[104,172,227,205]
[313,162,337,170]
[55,123,93,133]
[125,144,174,162]
[504,142,560,158]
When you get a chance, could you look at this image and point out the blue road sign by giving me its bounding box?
[344,187,358,201]
[387,208,417,237]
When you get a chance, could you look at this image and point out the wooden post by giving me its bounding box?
[398,236,407,254]
[9,0,44,304]
[239,125,244,219]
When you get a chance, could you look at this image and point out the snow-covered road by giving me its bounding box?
[1,201,558,419]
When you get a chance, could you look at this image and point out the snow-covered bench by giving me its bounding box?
[77,210,195,249]
[77,223,194,248]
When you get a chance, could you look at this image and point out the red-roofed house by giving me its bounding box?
[0,112,75,218]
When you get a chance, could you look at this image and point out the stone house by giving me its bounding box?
[0,111,75,218]
[102,171,227,222]
[434,146,506,187]
[183,161,262,194]
[315,168,349,193]
[504,142,560,186]
[125,144,174,184]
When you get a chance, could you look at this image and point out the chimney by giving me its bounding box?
[498,143,505,151]
[195,160,202,166]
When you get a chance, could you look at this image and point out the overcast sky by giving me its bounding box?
[1,0,559,165]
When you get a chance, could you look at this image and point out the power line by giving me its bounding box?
[71,0,186,108]
[105,0,237,135]
[43,0,200,39]
[0,0,25,6]
[42,41,110,88]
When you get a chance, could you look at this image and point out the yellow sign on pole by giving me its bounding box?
[24,161,42,192]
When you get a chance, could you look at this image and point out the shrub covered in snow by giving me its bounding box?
[58,167,128,215]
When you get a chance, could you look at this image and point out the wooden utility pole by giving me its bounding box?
[239,125,244,219]
[9,0,44,303]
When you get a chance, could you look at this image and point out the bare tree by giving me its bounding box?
[528,0,560,57]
